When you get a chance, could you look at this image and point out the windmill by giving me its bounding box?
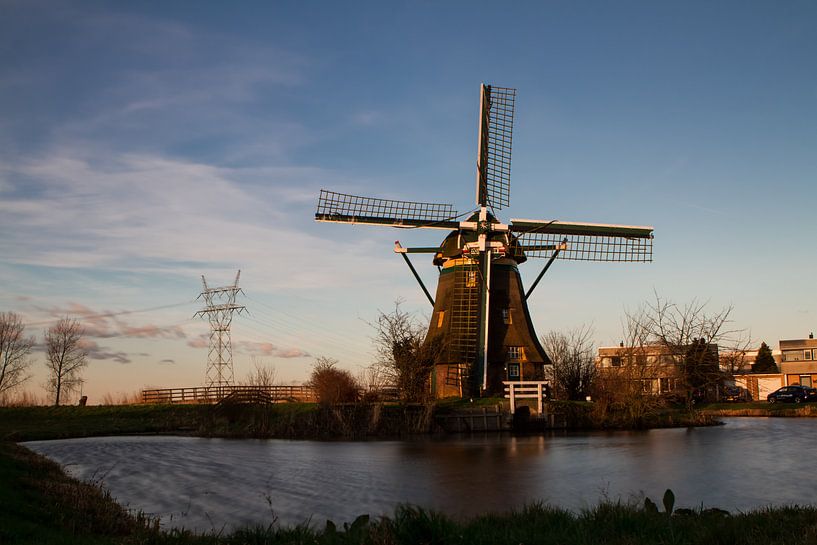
[315,84,653,397]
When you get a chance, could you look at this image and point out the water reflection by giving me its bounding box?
[24,418,817,532]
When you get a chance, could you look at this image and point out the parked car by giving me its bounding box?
[722,386,748,402]
[767,385,817,404]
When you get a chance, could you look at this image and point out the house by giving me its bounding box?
[723,346,783,401]
[596,341,718,396]
[779,333,817,387]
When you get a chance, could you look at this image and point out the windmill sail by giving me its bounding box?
[315,189,459,229]
[510,219,654,262]
[476,85,516,210]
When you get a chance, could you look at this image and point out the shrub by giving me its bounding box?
[309,357,359,404]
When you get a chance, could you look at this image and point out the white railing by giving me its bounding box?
[503,381,551,414]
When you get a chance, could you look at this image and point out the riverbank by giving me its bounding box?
[4,440,817,545]
[0,402,436,442]
[698,401,817,417]
[0,399,726,442]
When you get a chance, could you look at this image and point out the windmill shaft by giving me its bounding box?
[473,206,491,393]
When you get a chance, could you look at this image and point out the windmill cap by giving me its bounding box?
[432,226,526,266]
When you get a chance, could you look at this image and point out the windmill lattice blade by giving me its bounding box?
[516,232,653,262]
[315,189,459,229]
[511,219,653,262]
[477,85,515,210]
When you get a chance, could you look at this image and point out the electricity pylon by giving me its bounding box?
[195,270,246,393]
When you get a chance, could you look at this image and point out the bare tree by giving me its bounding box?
[45,318,88,406]
[594,307,670,423]
[243,356,277,388]
[0,312,34,401]
[371,301,441,403]
[541,326,596,401]
[626,293,749,411]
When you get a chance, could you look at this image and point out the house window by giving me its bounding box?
[437,311,445,328]
[507,346,523,360]
[802,376,813,388]
[508,363,520,379]
[611,356,622,367]
[807,351,813,361]
[465,270,477,288]
[641,380,653,393]
[659,378,670,393]
[784,350,806,362]
[502,308,512,324]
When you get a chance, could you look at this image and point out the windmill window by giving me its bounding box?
[465,270,477,288]
[437,311,445,328]
[502,308,512,324]
[507,346,523,360]
[508,363,520,379]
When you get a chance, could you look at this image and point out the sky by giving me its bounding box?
[1,0,815,403]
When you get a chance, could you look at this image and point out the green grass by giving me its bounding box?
[0,402,438,442]
[0,404,206,442]
[0,441,141,544]
[698,401,817,416]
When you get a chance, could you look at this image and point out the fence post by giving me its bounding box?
[509,383,516,413]
[537,383,543,415]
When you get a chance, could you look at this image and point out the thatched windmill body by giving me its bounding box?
[316,84,653,397]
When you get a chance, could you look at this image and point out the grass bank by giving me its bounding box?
[698,401,817,417]
[4,440,817,544]
[0,399,722,442]
[0,402,435,442]
[0,404,205,442]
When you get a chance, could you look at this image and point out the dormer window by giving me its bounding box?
[507,346,524,361]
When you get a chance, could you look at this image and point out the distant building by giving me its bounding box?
[728,335,814,401]
[779,333,817,387]
[596,342,718,396]
[722,346,783,401]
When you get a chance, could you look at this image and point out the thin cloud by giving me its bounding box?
[43,302,188,340]
[77,339,132,364]
[237,340,310,359]
[0,149,401,291]
[187,335,208,349]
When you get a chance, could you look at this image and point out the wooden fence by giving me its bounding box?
[141,385,316,404]
[503,381,551,414]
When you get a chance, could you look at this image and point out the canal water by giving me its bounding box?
[24,418,817,531]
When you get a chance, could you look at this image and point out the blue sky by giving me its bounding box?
[1,1,815,402]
